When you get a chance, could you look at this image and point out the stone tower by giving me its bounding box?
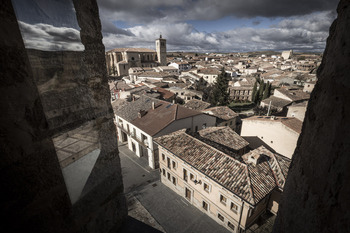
[156,35,167,66]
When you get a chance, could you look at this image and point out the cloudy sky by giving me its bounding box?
[13,0,339,52]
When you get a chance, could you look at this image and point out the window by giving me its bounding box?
[162,153,165,161]
[172,161,176,170]
[190,173,195,181]
[230,202,238,214]
[218,213,224,222]
[162,169,165,176]
[230,121,233,125]
[172,177,176,186]
[167,172,171,181]
[132,142,136,152]
[204,183,210,193]
[225,123,228,126]
[202,123,207,129]
[202,201,208,211]
[183,169,188,182]
[228,222,235,231]
[271,141,273,143]
[167,157,170,168]
[220,195,227,205]
[185,188,191,201]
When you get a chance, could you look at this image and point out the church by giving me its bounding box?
[106,35,167,76]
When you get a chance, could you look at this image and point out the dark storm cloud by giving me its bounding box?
[100,17,135,36]
[97,0,339,23]
[102,10,334,52]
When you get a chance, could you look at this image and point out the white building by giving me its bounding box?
[155,129,290,232]
[241,116,302,158]
[197,68,221,84]
[169,61,192,72]
[115,95,216,168]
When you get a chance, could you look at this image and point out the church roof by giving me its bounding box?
[106,47,156,53]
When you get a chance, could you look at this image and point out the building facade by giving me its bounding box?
[116,95,216,168]
[241,116,302,158]
[155,130,290,232]
[106,36,167,76]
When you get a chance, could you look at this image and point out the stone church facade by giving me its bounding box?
[106,36,167,76]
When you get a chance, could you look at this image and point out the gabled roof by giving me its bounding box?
[151,87,175,100]
[276,88,310,102]
[261,96,292,109]
[183,99,211,111]
[116,95,160,122]
[155,130,291,205]
[203,106,239,121]
[198,126,249,151]
[129,98,203,136]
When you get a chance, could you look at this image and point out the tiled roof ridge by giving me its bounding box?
[267,154,283,188]
[183,131,246,171]
[245,166,256,205]
[274,153,291,179]
[155,131,255,204]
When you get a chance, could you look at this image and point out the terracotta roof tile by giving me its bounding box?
[203,106,238,120]
[126,97,202,136]
[155,131,290,205]
[183,99,211,111]
[198,126,249,151]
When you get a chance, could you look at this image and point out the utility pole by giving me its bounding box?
[267,100,272,116]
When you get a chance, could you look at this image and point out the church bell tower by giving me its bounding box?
[156,35,166,66]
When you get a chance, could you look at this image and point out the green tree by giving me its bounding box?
[262,81,270,100]
[252,80,258,103]
[210,68,230,106]
[258,81,266,101]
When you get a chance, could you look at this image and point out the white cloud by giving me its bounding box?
[18,21,84,51]
[102,10,335,52]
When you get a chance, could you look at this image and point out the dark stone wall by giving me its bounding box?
[273,0,350,232]
[0,0,127,232]
[0,1,73,232]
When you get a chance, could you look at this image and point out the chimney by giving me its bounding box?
[247,153,261,166]
[152,101,155,110]
[138,110,146,118]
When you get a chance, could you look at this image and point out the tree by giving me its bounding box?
[258,81,266,101]
[252,80,258,103]
[210,68,230,106]
[262,81,270,100]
